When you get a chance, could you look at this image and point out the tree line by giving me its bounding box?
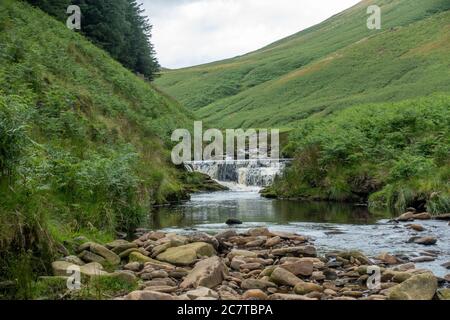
[26,0,160,80]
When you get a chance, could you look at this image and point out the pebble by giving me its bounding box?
[242,289,268,300]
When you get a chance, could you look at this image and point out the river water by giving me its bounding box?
[149,189,450,277]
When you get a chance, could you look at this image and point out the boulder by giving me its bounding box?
[129,252,153,263]
[412,237,437,246]
[377,252,400,265]
[248,228,273,237]
[124,290,175,300]
[78,251,106,265]
[214,230,238,242]
[156,242,216,266]
[437,288,450,300]
[151,242,172,257]
[269,293,316,300]
[294,282,323,295]
[265,236,282,248]
[89,243,121,265]
[413,213,431,220]
[143,286,177,293]
[186,287,219,300]
[397,212,415,222]
[243,289,268,300]
[105,239,130,249]
[271,246,317,257]
[227,249,258,260]
[52,261,108,278]
[80,263,109,278]
[103,271,137,285]
[337,251,372,264]
[226,218,243,226]
[281,260,314,276]
[408,224,425,232]
[61,255,85,266]
[270,267,302,286]
[434,213,450,221]
[180,256,229,289]
[119,248,142,258]
[124,262,142,272]
[388,273,438,300]
[187,232,220,250]
[241,279,277,290]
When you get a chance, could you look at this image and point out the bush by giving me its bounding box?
[271,95,450,213]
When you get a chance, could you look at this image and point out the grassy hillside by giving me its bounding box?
[156,0,450,128]
[156,0,449,213]
[0,0,191,293]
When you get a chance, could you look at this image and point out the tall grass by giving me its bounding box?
[270,95,450,214]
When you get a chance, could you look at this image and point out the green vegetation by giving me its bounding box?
[265,95,450,213]
[156,0,450,213]
[0,0,191,295]
[156,0,450,128]
[26,0,160,80]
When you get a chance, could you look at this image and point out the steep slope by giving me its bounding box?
[156,0,450,128]
[0,0,191,284]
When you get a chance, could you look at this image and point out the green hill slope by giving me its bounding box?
[0,0,191,286]
[156,0,450,128]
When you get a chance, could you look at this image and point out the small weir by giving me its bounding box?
[184,159,292,188]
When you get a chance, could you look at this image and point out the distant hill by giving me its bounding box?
[156,0,450,129]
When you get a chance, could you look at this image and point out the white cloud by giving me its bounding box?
[140,0,360,69]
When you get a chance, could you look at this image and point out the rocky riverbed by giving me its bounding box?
[49,211,450,301]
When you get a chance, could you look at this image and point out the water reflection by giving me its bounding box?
[147,191,393,230]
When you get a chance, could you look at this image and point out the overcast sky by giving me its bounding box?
[140,0,360,69]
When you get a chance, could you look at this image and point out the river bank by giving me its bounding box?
[37,211,450,300]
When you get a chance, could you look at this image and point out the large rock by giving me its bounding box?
[180,256,228,289]
[124,290,175,300]
[243,289,268,300]
[78,251,106,265]
[186,287,219,300]
[129,252,153,263]
[397,212,415,222]
[241,279,277,290]
[388,273,438,300]
[271,246,317,257]
[437,289,450,300]
[281,260,314,276]
[61,256,85,266]
[156,242,216,266]
[270,267,302,286]
[89,243,121,265]
[412,237,437,246]
[227,249,258,260]
[413,213,431,220]
[377,252,400,265]
[269,293,316,300]
[187,233,220,250]
[294,282,323,295]
[337,251,372,264]
[248,228,273,237]
[52,261,108,278]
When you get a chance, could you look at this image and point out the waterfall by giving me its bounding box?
[186,159,288,189]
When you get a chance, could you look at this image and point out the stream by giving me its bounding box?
[149,188,450,277]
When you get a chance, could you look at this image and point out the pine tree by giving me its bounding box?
[26,0,160,80]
